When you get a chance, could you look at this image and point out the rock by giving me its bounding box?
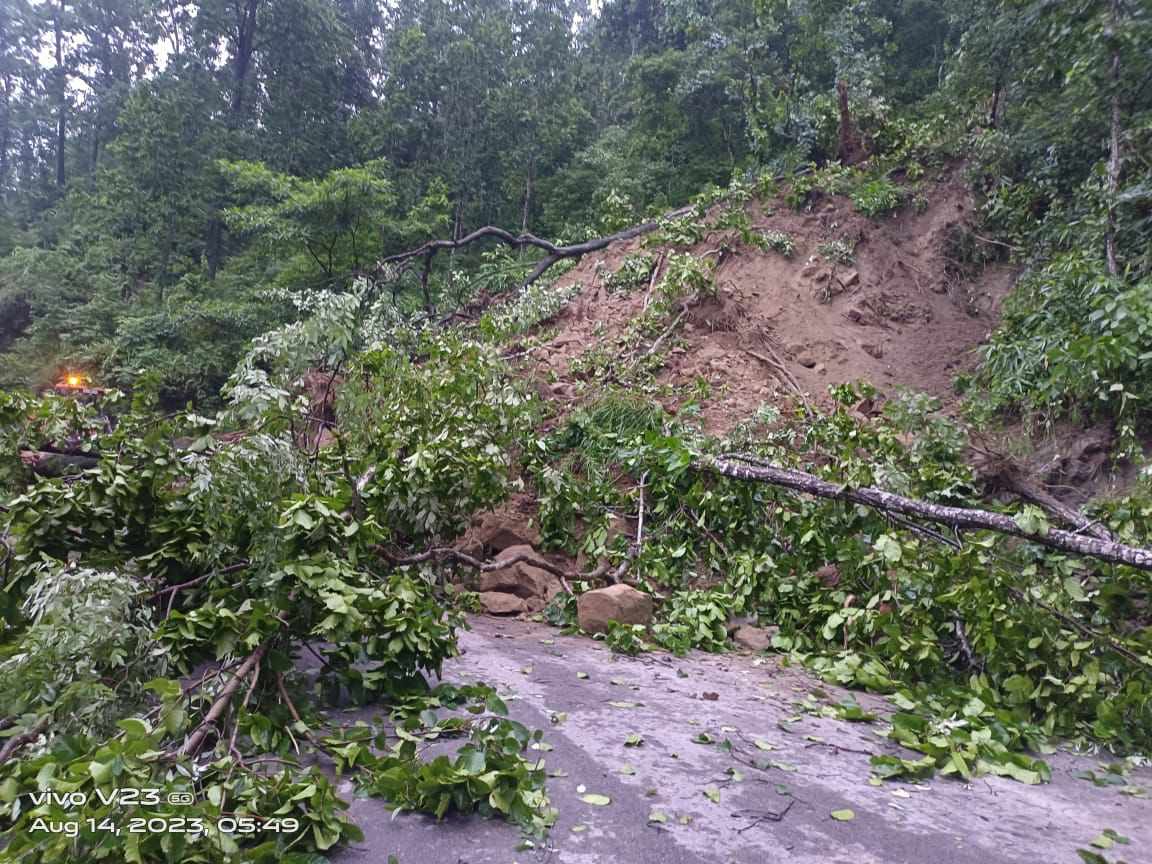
[840,269,860,287]
[577,584,654,634]
[476,544,562,602]
[796,354,819,369]
[861,342,884,359]
[815,563,841,588]
[732,625,778,652]
[549,381,576,399]
[478,591,528,616]
[467,512,539,554]
[814,363,826,374]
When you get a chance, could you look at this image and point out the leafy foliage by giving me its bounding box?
[756,230,796,257]
[0,317,550,859]
[529,384,1152,781]
[851,178,905,217]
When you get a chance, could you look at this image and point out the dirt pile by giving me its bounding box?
[518,172,1016,433]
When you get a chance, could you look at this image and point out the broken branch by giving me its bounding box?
[707,454,1152,572]
[179,641,269,759]
[375,206,694,300]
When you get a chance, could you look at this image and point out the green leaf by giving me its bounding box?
[88,761,114,784]
[830,809,855,821]
[580,793,611,806]
[1012,505,1049,536]
[873,535,902,563]
[456,749,486,775]
[116,718,151,738]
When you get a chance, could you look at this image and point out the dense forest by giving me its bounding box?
[2,1,1152,862]
[1,0,1145,403]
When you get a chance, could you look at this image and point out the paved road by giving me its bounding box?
[332,616,1151,864]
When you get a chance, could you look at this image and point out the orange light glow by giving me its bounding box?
[66,374,82,387]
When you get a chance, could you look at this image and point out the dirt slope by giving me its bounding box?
[520,172,1015,433]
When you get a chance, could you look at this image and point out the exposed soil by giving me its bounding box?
[518,172,1016,434]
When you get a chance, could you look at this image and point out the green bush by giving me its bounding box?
[975,252,1152,439]
[851,178,905,217]
[757,230,795,257]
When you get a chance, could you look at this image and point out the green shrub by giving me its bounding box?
[757,229,795,257]
[851,178,905,217]
[603,621,650,655]
[606,253,655,292]
[817,238,856,265]
[975,251,1152,441]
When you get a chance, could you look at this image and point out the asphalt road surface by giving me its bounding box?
[332,616,1151,864]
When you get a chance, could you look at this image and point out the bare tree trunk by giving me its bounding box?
[706,455,1152,572]
[206,0,262,279]
[228,0,260,120]
[987,76,1002,129]
[1104,0,1123,278]
[53,0,67,189]
[0,73,12,189]
[521,163,533,235]
[836,79,866,166]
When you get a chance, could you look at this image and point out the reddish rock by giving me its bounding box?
[478,591,528,616]
[577,584,653,634]
[731,625,778,652]
[468,512,539,553]
[816,564,841,588]
[476,545,562,602]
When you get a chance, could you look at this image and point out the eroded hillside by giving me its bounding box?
[516,171,1014,433]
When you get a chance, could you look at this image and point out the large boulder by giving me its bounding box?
[731,625,778,653]
[472,510,540,553]
[476,545,562,605]
[478,591,528,616]
[577,584,653,634]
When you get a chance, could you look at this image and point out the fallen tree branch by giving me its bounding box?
[1005,585,1147,667]
[379,546,574,593]
[638,303,690,363]
[19,449,100,476]
[589,472,650,586]
[707,454,1152,572]
[743,347,810,412]
[149,561,251,617]
[274,672,323,751]
[0,716,50,766]
[972,451,1115,543]
[179,641,270,759]
[642,252,667,313]
[375,206,694,302]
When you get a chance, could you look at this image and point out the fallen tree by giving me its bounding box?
[19,449,100,476]
[375,205,693,311]
[707,453,1152,572]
